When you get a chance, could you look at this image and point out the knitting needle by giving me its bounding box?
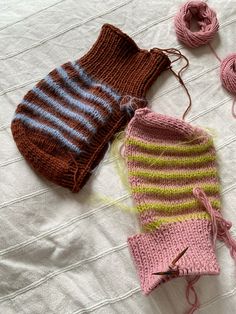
[152,270,179,276]
[171,247,189,266]
[152,247,189,276]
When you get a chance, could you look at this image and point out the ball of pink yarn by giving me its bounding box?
[220,54,236,94]
[174,1,219,48]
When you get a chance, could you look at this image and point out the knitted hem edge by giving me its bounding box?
[128,219,220,295]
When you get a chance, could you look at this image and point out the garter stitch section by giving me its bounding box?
[11,24,170,192]
[124,108,222,295]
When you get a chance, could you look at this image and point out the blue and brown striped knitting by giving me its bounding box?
[11,24,170,192]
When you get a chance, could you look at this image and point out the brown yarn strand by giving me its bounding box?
[167,48,192,121]
[153,48,192,120]
[170,67,192,121]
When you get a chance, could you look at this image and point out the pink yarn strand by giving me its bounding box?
[193,187,236,261]
[185,275,201,314]
[208,42,221,62]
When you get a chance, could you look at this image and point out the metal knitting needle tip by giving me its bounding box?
[171,247,189,266]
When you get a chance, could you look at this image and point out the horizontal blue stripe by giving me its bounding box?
[14,113,82,154]
[21,100,88,143]
[31,87,96,133]
[71,62,121,102]
[43,76,105,123]
[57,66,113,113]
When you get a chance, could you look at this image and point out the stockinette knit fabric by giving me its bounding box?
[11,24,170,192]
[124,107,236,296]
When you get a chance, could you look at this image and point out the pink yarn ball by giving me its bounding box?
[174,1,219,48]
[220,54,236,94]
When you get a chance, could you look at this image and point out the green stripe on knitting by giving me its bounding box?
[132,183,220,197]
[127,137,213,154]
[129,168,218,181]
[137,199,220,213]
[127,153,215,167]
[143,212,211,231]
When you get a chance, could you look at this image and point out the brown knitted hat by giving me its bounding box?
[11,24,170,192]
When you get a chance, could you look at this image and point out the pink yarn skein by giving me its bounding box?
[175,1,236,116]
[220,53,236,94]
[174,1,219,48]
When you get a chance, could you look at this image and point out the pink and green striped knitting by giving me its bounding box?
[124,108,236,297]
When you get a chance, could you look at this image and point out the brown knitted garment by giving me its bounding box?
[11,24,170,192]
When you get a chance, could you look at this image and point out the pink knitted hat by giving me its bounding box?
[124,108,236,301]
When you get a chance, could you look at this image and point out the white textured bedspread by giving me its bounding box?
[0,0,236,313]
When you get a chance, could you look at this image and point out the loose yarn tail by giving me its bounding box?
[154,47,192,120]
[170,66,192,120]
[193,187,236,261]
[208,42,221,62]
[185,275,201,314]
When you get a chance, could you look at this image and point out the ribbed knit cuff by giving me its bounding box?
[79,24,170,98]
[128,219,220,295]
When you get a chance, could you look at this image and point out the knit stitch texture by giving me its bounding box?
[124,108,221,295]
[11,24,170,192]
